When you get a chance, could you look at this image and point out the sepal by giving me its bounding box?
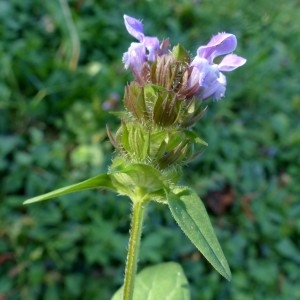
[172,44,190,64]
[113,120,206,170]
[180,100,208,128]
[150,86,181,126]
[124,82,149,121]
[115,122,150,161]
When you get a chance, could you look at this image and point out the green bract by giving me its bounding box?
[113,121,206,170]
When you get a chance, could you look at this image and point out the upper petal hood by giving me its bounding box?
[197,33,237,62]
[124,15,144,41]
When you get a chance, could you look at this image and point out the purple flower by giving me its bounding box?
[123,15,160,73]
[190,33,246,100]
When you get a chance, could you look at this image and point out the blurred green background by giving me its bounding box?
[1,0,300,299]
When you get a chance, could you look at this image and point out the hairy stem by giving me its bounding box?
[123,199,147,300]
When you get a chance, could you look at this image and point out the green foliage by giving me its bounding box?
[23,173,113,204]
[112,262,190,300]
[168,187,231,280]
[1,0,300,299]
[23,159,231,287]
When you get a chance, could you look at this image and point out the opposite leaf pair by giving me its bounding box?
[24,158,231,281]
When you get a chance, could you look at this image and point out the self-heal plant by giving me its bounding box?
[24,15,246,300]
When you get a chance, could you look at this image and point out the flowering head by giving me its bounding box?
[123,15,246,102]
[116,15,246,172]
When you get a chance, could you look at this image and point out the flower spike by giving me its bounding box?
[122,16,246,102]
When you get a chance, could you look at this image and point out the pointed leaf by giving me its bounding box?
[23,173,114,205]
[168,186,231,280]
[112,262,190,300]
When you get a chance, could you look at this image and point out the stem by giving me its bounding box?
[123,199,147,300]
[59,0,80,71]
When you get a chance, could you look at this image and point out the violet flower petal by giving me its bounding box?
[218,54,247,72]
[143,36,160,61]
[123,14,161,70]
[197,33,237,62]
[202,73,227,100]
[122,42,146,71]
[190,32,246,100]
[201,64,220,87]
[124,15,144,41]
[190,56,212,85]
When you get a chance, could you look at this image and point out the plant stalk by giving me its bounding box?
[123,199,147,300]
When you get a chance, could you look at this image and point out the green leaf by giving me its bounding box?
[111,262,190,300]
[23,173,114,205]
[167,186,231,280]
